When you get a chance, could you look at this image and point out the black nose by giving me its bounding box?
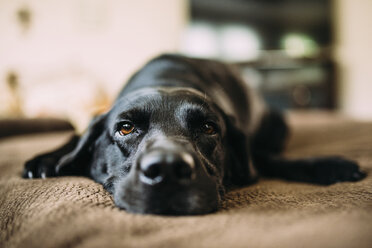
[139,150,195,185]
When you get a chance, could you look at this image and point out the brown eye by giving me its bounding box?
[119,122,134,136]
[203,122,217,135]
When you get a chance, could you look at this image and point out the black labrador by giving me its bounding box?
[23,54,366,215]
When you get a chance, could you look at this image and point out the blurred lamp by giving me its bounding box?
[181,22,219,58]
[219,24,261,62]
[282,33,319,58]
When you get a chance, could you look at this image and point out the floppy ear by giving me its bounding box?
[56,114,107,176]
[224,116,258,186]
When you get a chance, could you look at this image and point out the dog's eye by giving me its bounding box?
[202,122,217,135]
[119,122,135,136]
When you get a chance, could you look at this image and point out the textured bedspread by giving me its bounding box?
[1,112,371,248]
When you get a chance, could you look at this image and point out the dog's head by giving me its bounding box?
[56,87,253,215]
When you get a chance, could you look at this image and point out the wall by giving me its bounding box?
[334,0,372,120]
[0,0,188,130]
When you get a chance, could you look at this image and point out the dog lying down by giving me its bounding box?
[24,54,366,215]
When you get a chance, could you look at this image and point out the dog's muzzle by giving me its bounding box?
[138,148,196,186]
[115,137,220,215]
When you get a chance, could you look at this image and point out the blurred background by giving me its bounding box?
[1,0,371,131]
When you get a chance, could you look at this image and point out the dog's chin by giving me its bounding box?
[113,187,219,216]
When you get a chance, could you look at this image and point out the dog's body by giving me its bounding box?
[24,54,365,215]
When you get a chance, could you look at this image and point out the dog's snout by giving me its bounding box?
[139,150,195,185]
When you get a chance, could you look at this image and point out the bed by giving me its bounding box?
[1,111,371,248]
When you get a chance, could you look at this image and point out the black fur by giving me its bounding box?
[24,54,366,215]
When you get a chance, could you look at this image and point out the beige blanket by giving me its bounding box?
[1,112,371,248]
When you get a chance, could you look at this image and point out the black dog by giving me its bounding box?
[23,54,365,215]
